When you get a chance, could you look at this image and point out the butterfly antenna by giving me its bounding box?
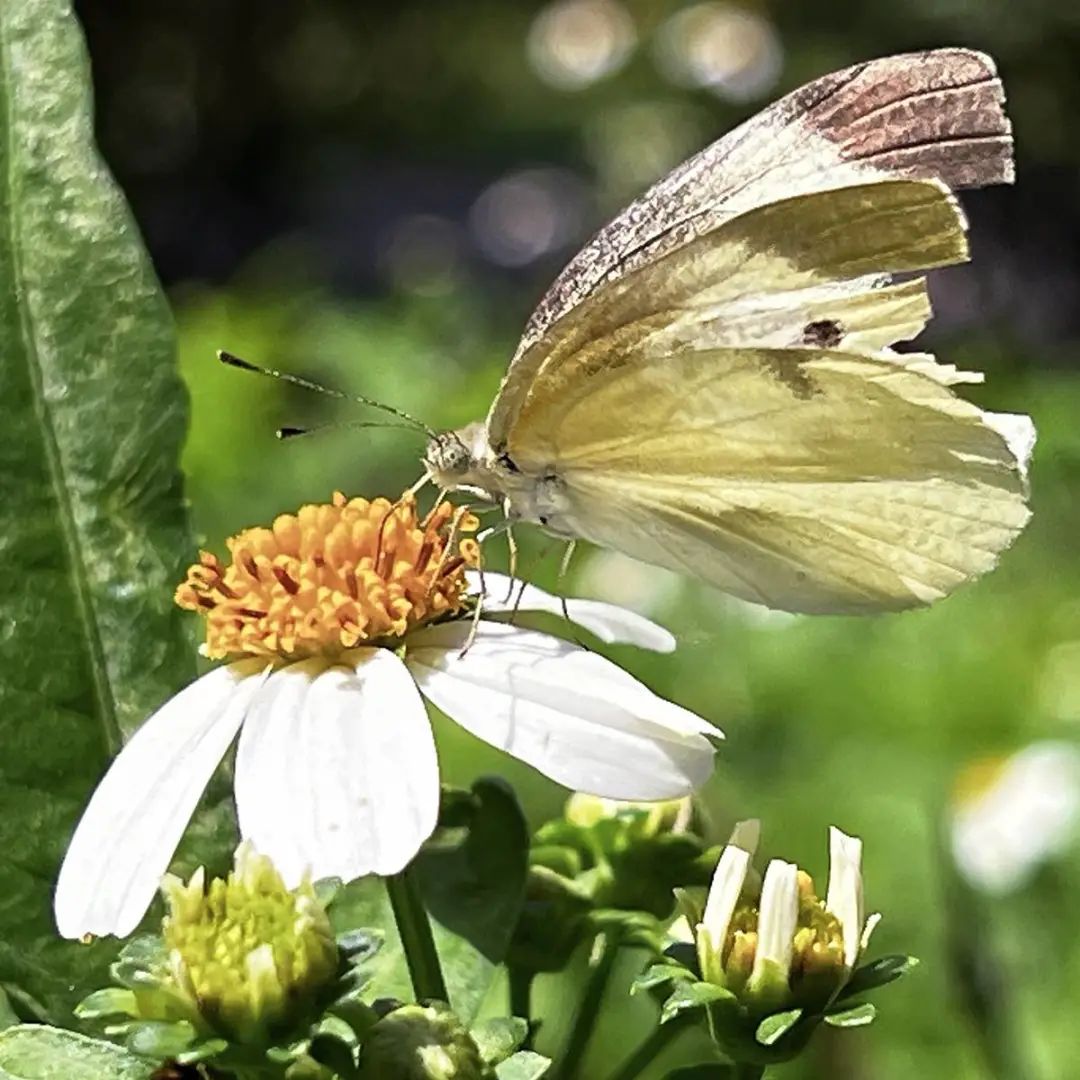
[276,418,423,441]
[218,350,436,437]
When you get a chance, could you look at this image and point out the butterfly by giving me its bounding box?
[423,48,1034,615]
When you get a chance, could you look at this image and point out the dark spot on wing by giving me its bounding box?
[762,354,818,399]
[803,318,844,348]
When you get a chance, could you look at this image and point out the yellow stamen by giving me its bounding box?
[175,492,479,660]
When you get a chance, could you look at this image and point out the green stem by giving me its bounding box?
[558,929,620,1080]
[606,1012,695,1080]
[387,865,449,1003]
[731,1066,766,1079]
[509,966,536,1049]
[509,965,533,1020]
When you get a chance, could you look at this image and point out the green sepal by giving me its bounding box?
[314,877,344,911]
[662,940,701,978]
[307,1028,361,1078]
[173,1037,229,1064]
[74,989,139,1021]
[631,963,695,997]
[117,1018,199,1059]
[470,1017,529,1065]
[755,1008,803,1046]
[587,908,663,950]
[528,844,584,880]
[837,954,918,1000]
[660,979,735,1023]
[824,1002,877,1028]
[494,1049,552,1079]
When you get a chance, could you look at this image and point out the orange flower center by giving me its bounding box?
[175,493,479,660]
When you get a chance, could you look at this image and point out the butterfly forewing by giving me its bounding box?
[514,48,1010,356]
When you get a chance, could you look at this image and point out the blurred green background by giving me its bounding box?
[74,1,1080,1076]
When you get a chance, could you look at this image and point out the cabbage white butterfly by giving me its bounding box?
[424,48,1034,614]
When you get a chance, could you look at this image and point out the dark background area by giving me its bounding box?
[74,1,1080,344]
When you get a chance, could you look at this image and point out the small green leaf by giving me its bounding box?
[660,980,734,1023]
[495,1050,552,1079]
[0,1026,153,1079]
[839,954,919,999]
[825,1002,877,1028]
[755,1008,803,1046]
[470,1017,529,1065]
[0,0,198,1014]
[331,779,529,1023]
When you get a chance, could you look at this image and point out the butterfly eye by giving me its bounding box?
[425,432,471,477]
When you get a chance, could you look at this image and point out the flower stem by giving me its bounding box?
[606,1012,695,1080]
[510,966,535,1048]
[557,929,620,1080]
[731,1065,766,1079]
[387,865,449,1003]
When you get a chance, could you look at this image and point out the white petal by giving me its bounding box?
[697,841,752,984]
[825,826,865,968]
[750,859,799,984]
[726,817,761,854]
[54,661,265,939]
[234,649,439,885]
[467,570,676,652]
[406,620,718,800]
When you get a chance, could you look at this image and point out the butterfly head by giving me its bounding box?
[423,421,495,492]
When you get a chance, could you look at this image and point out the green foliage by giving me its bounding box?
[331,780,530,1024]
[0,0,196,1015]
[0,1026,152,1079]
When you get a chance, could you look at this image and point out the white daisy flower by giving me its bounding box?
[55,492,720,940]
[950,740,1080,894]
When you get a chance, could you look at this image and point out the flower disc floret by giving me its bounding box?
[176,493,479,659]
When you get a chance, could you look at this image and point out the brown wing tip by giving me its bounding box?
[810,47,1015,192]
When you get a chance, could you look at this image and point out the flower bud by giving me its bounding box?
[358,1004,489,1080]
[161,842,338,1046]
[695,823,872,1016]
[564,794,694,838]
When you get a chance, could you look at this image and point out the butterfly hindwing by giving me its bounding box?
[513,345,1031,613]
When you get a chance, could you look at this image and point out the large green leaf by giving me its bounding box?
[332,779,529,1023]
[0,0,195,1014]
[0,1026,152,1080]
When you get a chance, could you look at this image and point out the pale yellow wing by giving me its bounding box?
[490,177,979,451]
[509,347,1032,614]
[489,48,1012,440]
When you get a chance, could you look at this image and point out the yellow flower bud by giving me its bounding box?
[160,843,337,1046]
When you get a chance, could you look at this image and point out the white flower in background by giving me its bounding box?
[690,820,878,1009]
[55,492,719,940]
[950,740,1080,894]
